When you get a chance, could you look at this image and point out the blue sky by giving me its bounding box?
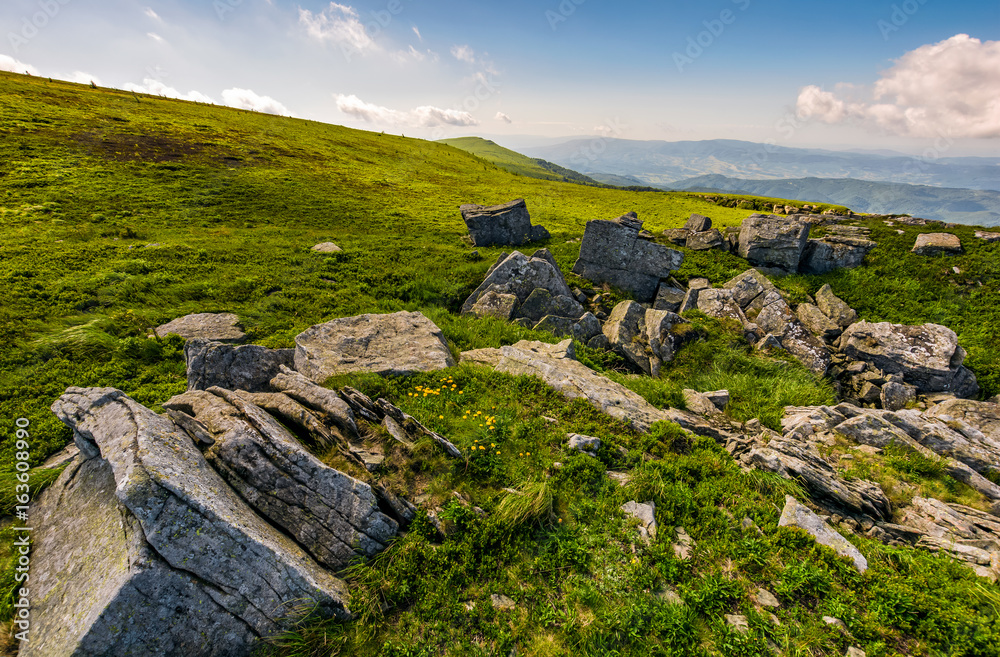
[2,0,998,155]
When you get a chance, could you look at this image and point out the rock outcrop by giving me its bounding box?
[573,212,684,302]
[912,233,962,256]
[779,496,868,572]
[800,234,876,274]
[37,387,351,657]
[155,312,245,343]
[460,199,550,247]
[602,301,688,376]
[737,214,811,272]
[185,339,295,392]
[294,311,456,382]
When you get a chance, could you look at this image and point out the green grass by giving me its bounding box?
[2,71,1000,657]
[437,136,604,186]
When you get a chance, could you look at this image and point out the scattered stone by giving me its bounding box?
[294,311,456,382]
[797,303,842,341]
[517,287,585,323]
[912,233,962,256]
[185,339,294,393]
[572,213,684,302]
[975,231,1000,243]
[622,501,658,544]
[686,228,725,251]
[846,648,867,657]
[460,199,549,247]
[693,288,748,323]
[738,214,811,271]
[462,250,574,316]
[672,526,695,559]
[155,312,245,343]
[567,433,601,456]
[778,496,868,572]
[656,587,684,605]
[662,228,690,246]
[688,277,711,290]
[470,289,519,320]
[756,588,780,608]
[311,242,342,253]
[815,284,857,328]
[725,614,749,635]
[756,292,831,375]
[684,213,712,232]
[880,381,917,411]
[653,282,686,312]
[704,390,730,411]
[490,594,516,611]
[801,235,876,274]
[723,269,776,310]
[683,389,722,417]
[822,616,852,637]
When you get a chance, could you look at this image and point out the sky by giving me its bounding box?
[1,0,999,156]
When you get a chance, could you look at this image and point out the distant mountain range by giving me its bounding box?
[521,138,1000,191]
[668,175,1000,226]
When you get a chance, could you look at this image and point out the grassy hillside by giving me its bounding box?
[2,72,1000,657]
[437,136,604,186]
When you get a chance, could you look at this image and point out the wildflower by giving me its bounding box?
[496,451,501,455]
[459,391,464,395]
[526,452,531,456]
[558,518,563,523]
[490,443,495,448]
[439,415,444,419]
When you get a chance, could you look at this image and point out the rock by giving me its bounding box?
[587,333,611,350]
[534,314,577,338]
[43,388,349,656]
[572,312,603,342]
[678,288,700,314]
[725,614,750,635]
[755,588,780,608]
[672,526,695,559]
[155,312,245,343]
[823,616,851,636]
[311,242,342,253]
[622,501,657,544]
[737,214,811,271]
[694,288,748,323]
[778,496,868,572]
[839,321,978,396]
[704,390,730,411]
[567,433,601,456]
[912,233,963,256]
[723,269,776,309]
[517,287,585,322]
[846,648,867,657]
[800,236,876,274]
[469,289,519,320]
[653,283,686,312]
[687,277,711,290]
[924,398,1000,445]
[756,333,783,352]
[683,389,722,417]
[662,228,691,246]
[460,339,675,432]
[756,293,831,375]
[686,228,725,251]
[462,250,573,315]
[572,215,684,302]
[604,301,656,375]
[490,594,516,611]
[684,213,712,232]
[270,365,360,439]
[815,284,857,328]
[294,311,456,382]
[975,231,1000,242]
[880,381,917,412]
[165,388,398,570]
[460,199,549,247]
[185,339,294,393]
[797,303,842,341]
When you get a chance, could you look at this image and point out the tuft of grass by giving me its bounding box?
[495,480,555,528]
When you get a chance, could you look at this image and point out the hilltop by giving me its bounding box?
[2,71,1000,657]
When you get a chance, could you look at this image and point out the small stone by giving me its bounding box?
[755,588,780,608]
[155,312,245,343]
[912,233,962,256]
[490,594,516,611]
[622,501,657,545]
[672,526,695,559]
[846,648,867,657]
[779,496,867,572]
[725,614,749,635]
[823,616,852,637]
[683,389,722,416]
[567,433,601,456]
[311,242,342,253]
[684,214,712,232]
[656,587,683,605]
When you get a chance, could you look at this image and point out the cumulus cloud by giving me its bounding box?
[450,44,476,63]
[495,112,512,124]
[335,94,478,128]
[299,3,375,53]
[0,55,39,76]
[796,34,1000,138]
[123,78,214,104]
[222,88,290,115]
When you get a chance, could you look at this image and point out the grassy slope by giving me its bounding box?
[437,136,602,185]
[1,72,999,656]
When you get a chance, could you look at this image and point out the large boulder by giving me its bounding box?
[516,287,585,323]
[155,312,245,343]
[800,236,876,274]
[756,292,831,375]
[723,269,776,314]
[185,339,294,392]
[686,228,725,251]
[684,214,712,232]
[37,388,350,657]
[572,213,684,302]
[737,214,811,271]
[460,198,550,247]
[815,284,857,328]
[839,321,978,396]
[778,496,868,572]
[603,301,687,376]
[163,388,398,570]
[294,311,456,382]
[462,250,574,316]
[912,233,962,256]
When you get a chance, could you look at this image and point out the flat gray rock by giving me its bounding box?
[567,432,601,455]
[460,199,549,247]
[912,233,962,256]
[311,242,342,253]
[185,339,294,392]
[815,284,857,328]
[621,500,657,544]
[778,496,868,572]
[155,312,245,343]
[737,214,811,271]
[295,311,456,382]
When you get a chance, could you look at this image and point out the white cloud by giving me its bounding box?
[65,71,102,86]
[0,55,39,76]
[450,44,476,63]
[335,94,478,128]
[123,78,214,104]
[495,112,512,124]
[222,88,290,115]
[144,7,162,21]
[796,34,1000,139]
[299,3,375,53]
[412,26,422,41]
[148,32,165,44]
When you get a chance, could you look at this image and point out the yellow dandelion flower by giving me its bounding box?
[439,415,444,419]
[479,424,483,427]
[526,452,531,456]
[490,443,495,448]
[459,391,464,395]
[496,451,501,455]
[558,518,563,523]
